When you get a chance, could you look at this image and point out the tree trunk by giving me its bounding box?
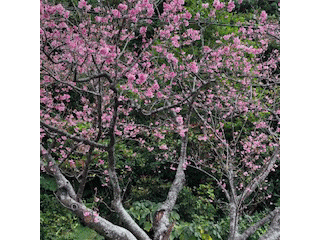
[41,146,138,240]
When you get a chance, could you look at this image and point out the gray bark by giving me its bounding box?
[235,208,280,240]
[153,136,188,240]
[41,145,138,240]
[105,89,152,240]
[258,209,280,240]
[228,202,241,240]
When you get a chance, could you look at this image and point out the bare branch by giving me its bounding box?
[238,208,280,240]
[238,146,280,204]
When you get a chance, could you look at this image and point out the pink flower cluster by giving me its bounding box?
[213,0,225,10]
[118,3,128,11]
[202,3,209,9]
[78,0,91,11]
[136,73,148,84]
[227,1,235,12]
[159,144,168,150]
[260,11,267,23]
[189,61,199,73]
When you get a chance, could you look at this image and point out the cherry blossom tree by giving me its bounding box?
[40,0,279,239]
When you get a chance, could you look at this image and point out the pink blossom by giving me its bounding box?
[136,73,148,84]
[176,116,184,125]
[202,3,209,8]
[182,161,190,170]
[98,159,104,165]
[203,46,211,53]
[172,107,181,113]
[227,1,235,12]
[154,131,165,139]
[187,29,201,41]
[167,53,174,61]
[100,46,110,56]
[78,0,87,9]
[209,10,216,17]
[198,135,209,141]
[189,61,199,73]
[171,35,180,47]
[173,15,180,23]
[178,127,188,137]
[184,11,192,20]
[85,4,91,11]
[156,91,164,98]
[112,9,121,18]
[68,159,76,168]
[146,4,154,17]
[152,81,160,91]
[127,73,136,82]
[153,45,163,53]
[145,88,154,98]
[214,0,225,10]
[118,3,128,11]
[83,211,90,217]
[159,144,168,150]
[115,129,122,136]
[125,165,132,171]
[55,103,65,111]
[140,26,147,35]
[233,37,241,45]
[260,11,267,22]
[169,72,177,78]
[94,7,101,12]
[170,165,177,171]
[238,0,243,4]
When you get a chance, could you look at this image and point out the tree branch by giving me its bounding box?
[153,100,194,240]
[40,121,108,150]
[106,88,151,240]
[40,145,138,240]
[238,208,280,240]
[238,146,279,204]
[258,209,280,240]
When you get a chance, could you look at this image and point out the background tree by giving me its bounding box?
[40,0,279,239]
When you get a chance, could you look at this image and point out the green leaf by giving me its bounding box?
[144,221,152,232]
[201,233,212,240]
[40,175,57,191]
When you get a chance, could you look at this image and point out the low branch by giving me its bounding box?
[238,146,279,204]
[259,209,280,240]
[75,72,112,83]
[40,121,108,150]
[142,78,214,116]
[41,145,138,240]
[238,208,280,240]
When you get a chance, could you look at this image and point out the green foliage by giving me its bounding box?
[177,186,217,222]
[127,200,180,232]
[128,200,159,232]
[40,193,79,239]
[238,211,270,240]
[40,191,104,239]
[170,219,224,240]
[71,225,105,240]
[40,175,58,192]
